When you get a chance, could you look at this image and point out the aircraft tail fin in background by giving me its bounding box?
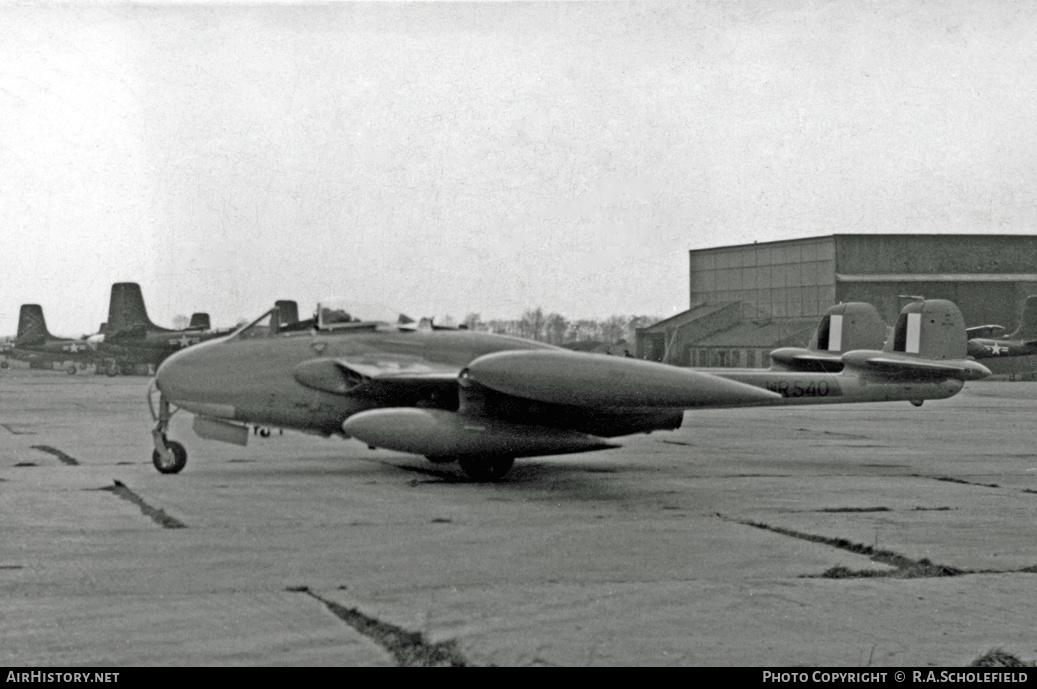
[188,313,211,331]
[107,282,171,335]
[274,300,299,326]
[1008,295,1037,341]
[15,304,55,345]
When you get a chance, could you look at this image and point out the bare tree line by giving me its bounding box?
[462,308,659,346]
[169,309,660,347]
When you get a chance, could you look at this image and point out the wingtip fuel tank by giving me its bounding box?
[342,407,619,458]
[466,350,782,408]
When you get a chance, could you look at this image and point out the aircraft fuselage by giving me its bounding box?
[706,368,963,406]
[967,338,1037,359]
[156,327,687,439]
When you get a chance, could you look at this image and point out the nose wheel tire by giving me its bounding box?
[457,456,515,481]
[153,440,187,474]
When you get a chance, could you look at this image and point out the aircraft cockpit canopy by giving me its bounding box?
[315,300,407,331]
[230,300,413,341]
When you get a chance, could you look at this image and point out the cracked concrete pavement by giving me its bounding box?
[1,368,1035,666]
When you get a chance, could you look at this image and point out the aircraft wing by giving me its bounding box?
[840,350,990,381]
[768,347,843,372]
[465,350,781,407]
[966,324,1006,339]
[294,356,460,400]
[295,350,781,408]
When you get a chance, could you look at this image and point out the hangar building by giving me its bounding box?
[637,234,1037,373]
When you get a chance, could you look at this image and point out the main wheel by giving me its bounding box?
[457,456,515,481]
[0,360,9,369]
[67,365,77,375]
[152,440,187,474]
[105,360,118,377]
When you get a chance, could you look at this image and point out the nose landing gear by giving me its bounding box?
[149,383,187,474]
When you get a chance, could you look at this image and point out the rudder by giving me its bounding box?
[1009,295,1037,340]
[275,300,299,326]
[189,312,211,330]
[808,302,888,353]
[16,305,53,345]
[107,282,168,335]
[884,299,966,361]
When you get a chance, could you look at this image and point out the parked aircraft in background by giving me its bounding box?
[147,297,988,480]
[966,295,1037,360]
[2,305,99,374]
[95,283,234,375]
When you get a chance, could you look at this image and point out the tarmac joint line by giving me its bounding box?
[912,473,1000,489]
[717,512,966,579]
[289,586,470,667]
[99,480,186,529]
[31,445,79,466]
[2,423,37,435]
[719,513,1037,579]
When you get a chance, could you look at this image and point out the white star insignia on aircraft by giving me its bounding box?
[169,336,196,348]
[988,342,1007,355]
[63,343,82,353]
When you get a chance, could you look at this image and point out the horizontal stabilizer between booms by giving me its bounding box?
[342,408,619,458]
[768,349,843,373]
[841,350,991,381]
[466,350,782,407]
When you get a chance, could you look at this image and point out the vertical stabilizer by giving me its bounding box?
[770,302,890,371]
[275,300,299,326]
[885,299,966,360]
[808,302,887,353]
[188,313,211,330]
[16,305,54,345]
[108,283,170,334]
[1009,295,1037,340]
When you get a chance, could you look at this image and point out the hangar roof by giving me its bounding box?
[691,318,818,348]
[638,301,737,333]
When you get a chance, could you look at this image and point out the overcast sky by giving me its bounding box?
[2,0,1036,335]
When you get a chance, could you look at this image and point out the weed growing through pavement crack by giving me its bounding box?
[99,480,185,529]
[717,513,967,579]
[290,586,470,666]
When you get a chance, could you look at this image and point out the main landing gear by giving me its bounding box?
[427,455,516,481]
[149,383,187,474]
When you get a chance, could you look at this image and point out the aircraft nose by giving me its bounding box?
[154,335,239,414]
[155,344,193,400]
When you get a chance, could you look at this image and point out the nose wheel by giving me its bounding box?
[457,456,515,481]
[152,440,187,474]
[149,382,187,474]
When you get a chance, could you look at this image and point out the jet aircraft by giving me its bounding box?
[966,295,1037,359]
[2,304,99,374]
[148,298,988,481]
